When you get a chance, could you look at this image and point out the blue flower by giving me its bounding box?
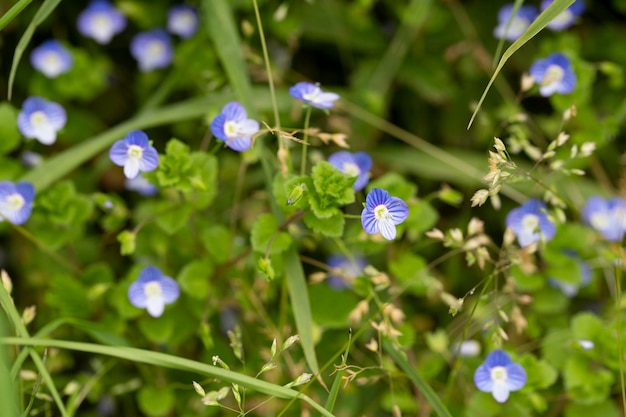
[582,196,626,242]
[109,130,159,179]
[167,5,199,38]
[125,175,159,196]
[77,0,127,44]
[541,0,585,31]
[328,151,372,192]
[548,250,591,297]
[289,82,339,110]
[506,199,555,248]
[474,349,527,403]
[210,102,260,152]
[529,53,576,97]
[30,40,73,78]
[130,29,173,72]
[361,188,409,240]
[128,266,180,317]
[326,254,367,290]
[493,4,538,41]
[0,181,35,225]
[17,96,67,145]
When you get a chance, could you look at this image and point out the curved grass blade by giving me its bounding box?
[324,330,352,412]
[467,0,575,129]
[0,337,337,417]
[383,338,453,417]
[0,0,33,32]
[7,0,62,100]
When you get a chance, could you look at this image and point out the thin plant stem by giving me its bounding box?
[615,245,626,413]
[300,107,312,175]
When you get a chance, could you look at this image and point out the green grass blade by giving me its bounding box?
[467,0,575,129]
[0,304,19,417]
[0,0,33,32]
[383,339,453,417]
[0,337,336,417]
[7,0,62,100]
[202,0,254,110]
[324,330,352,411]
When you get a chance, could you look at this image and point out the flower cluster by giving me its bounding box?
[506,199,556,248]
[17,96,67,145]
[109,130,159,179]
[128,266,180,317]
[328,151,372,191]
[0,181,35,225]
[474,349,527,403]
[210,102,260,152]
[582,196,626,242]
[361,188,409,240]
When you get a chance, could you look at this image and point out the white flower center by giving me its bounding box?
[342,162,360,177]
[30,111,48,128]
[144,281,162,298]
[509,17,529,35]
[490,366,508,383]
[175,13,193,27]
[521,213,540,234]
[127,145,144,160]
[590,212,609,231]
[374,204,391,221]
[224,120,239,137]
[44,53,62,72]
[543,64,564,86]
[6,193,25,212]
[303,88,321,103]
[93,15,112,38]
[148,41,164,59]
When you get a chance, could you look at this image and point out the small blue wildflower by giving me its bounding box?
[326,254,367,290]
[128,266,180,317]
[493,4,538,41]
[548,250,591,297]
[542,0,585,31]
[17,96,67,145]
[109,130,159,179]
[30,40,73,78]
[328,151,372,192]
[125,174,159,196]
[77,0,127,44]
[210,102,260,152]
[506,199,556,248]
[529,53,576,97]
[289,82,339,110]
[167,5,199,38]
[582,196,626,242]
[361,188,409,240]
[0,181,35,225]
[474,349,527,403]
[130,29,173,72]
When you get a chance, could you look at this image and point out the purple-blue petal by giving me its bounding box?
[15,182,35,203]
[159,276,180,303]
[109,140,129,165]
[365,188,391,210]
[484,349,514,368]
[124,130,150,147]
[221,102,247,122]
[505,363,527,390]
[141,147,160,171]
[210,113,227,141]
[386,196,409,224]
[473,363,494,392]
[361,209,379,235]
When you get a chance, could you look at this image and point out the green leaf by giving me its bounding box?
[303,210,345,238]
[368,172,416,201]
[519,354,558,390]
[311,161,355,207]
[0,103,20,155]
[117,231,136,256]
[563,355,613,404]
[154,203,194,235]
[178,261,213,299]
[44,275,93,319]
[250,213,292,255]
[155,139,192,188]
[137,314,177,345]
[200,225,231,263]
[137,386,175,417]
[564,400,620,417]
[309,284,359,328]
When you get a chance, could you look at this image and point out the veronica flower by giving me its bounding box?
[167,4,199,38]
[289,82,339,110]
[210,102,260,152]
[326,254,367,290]
[30,40,73,78]
[548,250,591,297]
[130,29,173,72]
[17,96,67,145]
[109,130,159,179]
[125,175,159,196]
[328,151,372,192]
[77,0,127,44]
[361,188,409,240]
[128,266,179,317]
[506,199,556,248]
[493,4,538,41]
[542,0,585,31]
[582,196,626,242]
[474,349,527,403]
[529,53,576,97]
[0,181,35,225]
